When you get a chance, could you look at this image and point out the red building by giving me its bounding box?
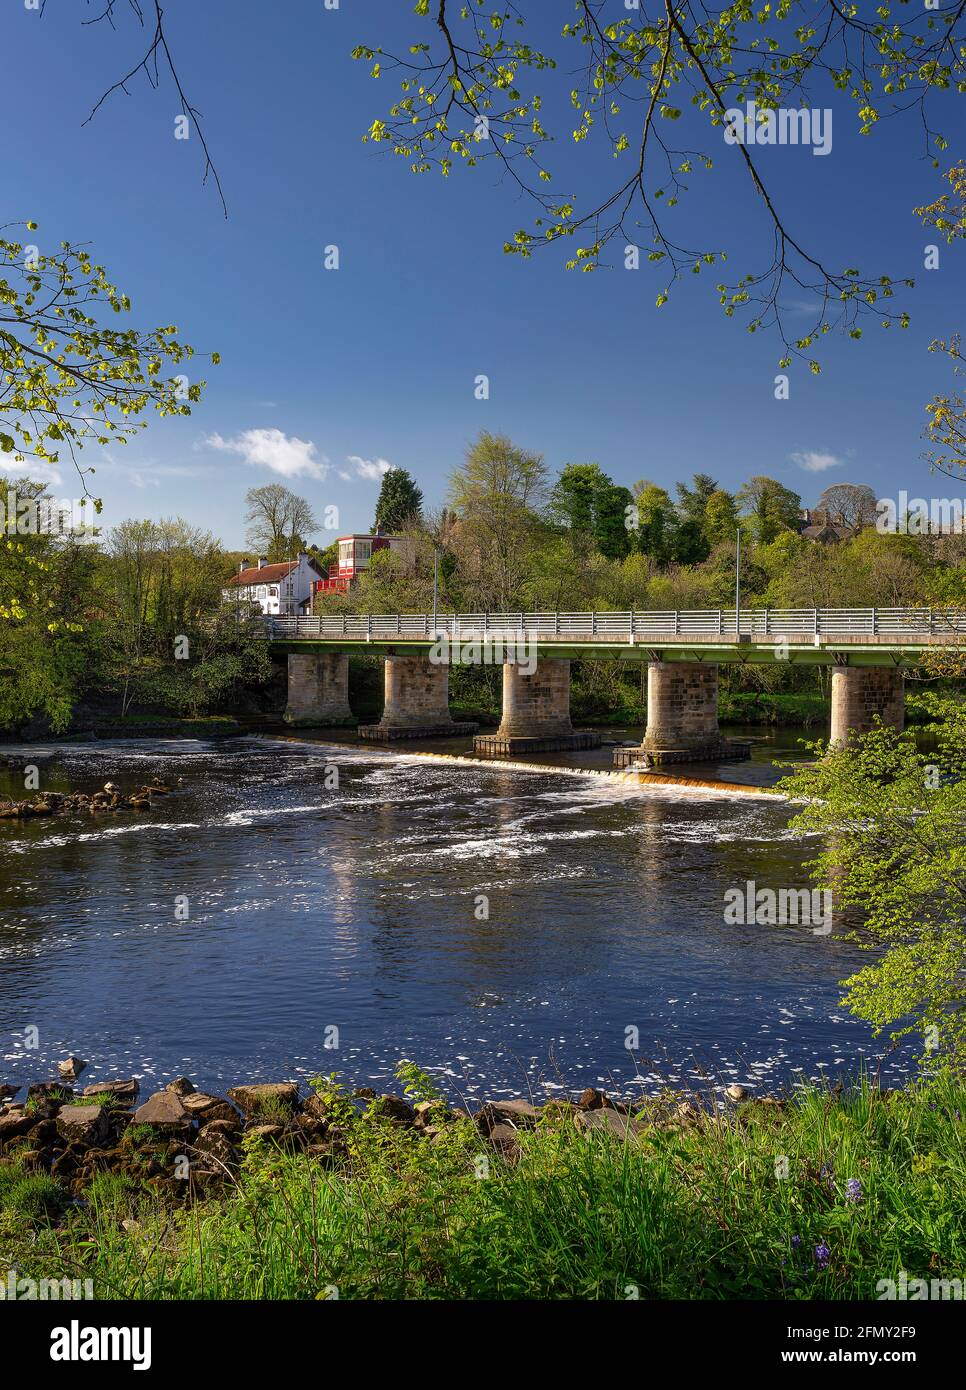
[314,531,402,594]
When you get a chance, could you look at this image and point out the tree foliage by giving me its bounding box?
[779,698,966,1073]
[0,222,213,492]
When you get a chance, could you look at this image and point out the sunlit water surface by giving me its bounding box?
[0,734,908,1101]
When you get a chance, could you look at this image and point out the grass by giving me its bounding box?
[0,1076,963,1300]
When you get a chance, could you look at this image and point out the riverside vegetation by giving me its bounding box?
[0,1064,963,1301]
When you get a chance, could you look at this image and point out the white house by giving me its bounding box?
[222,553,325,616]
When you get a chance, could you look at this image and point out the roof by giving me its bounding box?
[226,556,324,587]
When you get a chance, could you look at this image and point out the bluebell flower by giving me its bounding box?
[845,1178,863,1204]
[814,1242,831,1270]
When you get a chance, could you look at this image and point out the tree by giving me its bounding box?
[815,483,878,529]
[373,466,424,532]
[923,336,966,479]
[349,3,947,363]
[631,481,677,566]
[244,485,318,562]
[0,222,212,492]
[548,463,632,560]
[737,476,802,545]
[779,697,966,1074]
[703,489,740,548]
[448,431,548,610]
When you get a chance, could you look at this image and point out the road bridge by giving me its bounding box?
[261,609,965,763]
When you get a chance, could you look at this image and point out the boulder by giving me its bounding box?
[227,1083,299,1116]
[369,1095,415,1126]
[27,1082,73,1106]
[0,1112,35,1144]
[181,1093,237,1124]
[132,1091,192,1131]
[724,1085,750,1104]
[487,1123,522,1162]
[577,1088,612,1111]
[0,1085,20,1102]
[82,1078,139,1106]
[192,1124,239,1170]
[574,1108,638,1140]
[475,1099,540,1134]
[165,1076,195,1097]
[248,1124,284,1141]
[56,1104,111,1148]
[58,1056,88,1082]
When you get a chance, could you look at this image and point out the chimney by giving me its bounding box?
[238,560,247,573]
[297,551,307,563]
[258,556,268,569]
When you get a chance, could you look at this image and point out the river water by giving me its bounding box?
[0,732,909,1102]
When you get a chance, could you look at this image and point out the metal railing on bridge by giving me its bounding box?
[262,608,966,641]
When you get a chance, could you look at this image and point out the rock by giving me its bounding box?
[487,1123,522,1162]
[369,1095,415,1126]
[0,1112,35,1143]
[352,1086,376,1100]
[574,1108,638,1140]
[165,1076,195,1097]
[248,1124,284,1141]
[133,1091,192,1131]
[192,1124,239,1170]
[27,1081,73,1105]
[302,1092,329,1120]
[82,1078,139,1106]
[475,1099,540,1134]
[56,1105,111,1148]
[181,1093,237,1124]
[577,1088,612,1111]
[725,1085,750,1104]
[58,1056,88,1081]
[0,1085,20,1101]
[673,1101,701,1123]
[227,1083,299,1116]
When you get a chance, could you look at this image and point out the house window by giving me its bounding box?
[268,586,278,597]
[355,540,372,567]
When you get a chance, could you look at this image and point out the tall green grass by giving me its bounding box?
[2,1078,962,1300]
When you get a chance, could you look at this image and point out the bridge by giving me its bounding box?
[261,608,966,764]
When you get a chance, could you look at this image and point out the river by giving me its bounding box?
[0,730,909,1102]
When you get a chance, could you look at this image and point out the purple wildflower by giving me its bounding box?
[845,1178,863,1204]
[791,1234,801,1249]
[814,1242,831,1270]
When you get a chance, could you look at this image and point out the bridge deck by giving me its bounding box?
[261,610,966,667]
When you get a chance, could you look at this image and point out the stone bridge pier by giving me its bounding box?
[474,659,600,756]
[284,651,354,727]
[359,654,477,740]
[614,660,746,767]
[829,665,904,747]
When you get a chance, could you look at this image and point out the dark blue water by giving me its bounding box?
[0,735,907,1102]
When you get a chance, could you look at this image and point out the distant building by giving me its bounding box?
[798,508,856,543]
[223,553,325,616]
[315,530,410,594]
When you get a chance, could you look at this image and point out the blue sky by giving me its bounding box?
[4,1,964,546]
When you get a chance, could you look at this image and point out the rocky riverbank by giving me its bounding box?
[0,1063,762,1203]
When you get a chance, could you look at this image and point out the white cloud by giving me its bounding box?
[338,470,352,482]
[207,428,328,480]
[790,450,840,473]
[0,461,63,486]
[347,454,391,481]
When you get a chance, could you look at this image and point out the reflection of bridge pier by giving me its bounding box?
[270,610,944,757]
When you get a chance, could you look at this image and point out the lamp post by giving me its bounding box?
[432,545,439,629]
[735,526,741,636]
